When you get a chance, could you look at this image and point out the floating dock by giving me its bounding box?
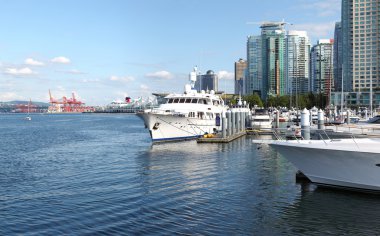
[197,131,246,143]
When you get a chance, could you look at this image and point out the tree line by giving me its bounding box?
[232,93,329,109]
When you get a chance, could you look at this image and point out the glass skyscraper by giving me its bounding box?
[310,39,334,97]
[234,58,247,95]
[333,22,343,92]
[194,70,219,92]
[261,22,286,98]
[246,35,262,96]
[285,30,311,96]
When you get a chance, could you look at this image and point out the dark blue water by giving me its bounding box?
[1,114,380,235]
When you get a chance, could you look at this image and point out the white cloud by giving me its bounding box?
[293,22,335,40]
[145,70,173,80]
[4,67,36,76]
[56,69,85,74]
[51,56,71,64]
[217,70,234,80]
[0,92,23,101]
[109,75,135,82]
[25,58,44,66]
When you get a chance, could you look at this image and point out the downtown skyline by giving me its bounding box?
[0,0,340,105]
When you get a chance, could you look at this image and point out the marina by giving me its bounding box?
[1,0,380,234]
[2,113,380,235]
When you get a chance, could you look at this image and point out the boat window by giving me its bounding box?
[185,98,192,103]
[179,98,185,103]
[191,99,198,103]
[198,99,207,105]
[213,100,219,105]
[168,98,174,103]
[198,112,204,119]
[173,98,179,103]
[188,112,196,117]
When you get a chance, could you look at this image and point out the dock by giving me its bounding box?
[197,131,246,143]
[246,128,274,135]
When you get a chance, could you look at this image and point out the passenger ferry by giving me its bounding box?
[137,67,228,142]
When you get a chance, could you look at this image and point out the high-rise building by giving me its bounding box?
[333,22,343,92]
[261,22,286,99]
[246,35,262,96]
[194,70,219,92]
[310,39,334,97]
[341,0,353,92]
[234,58,247,95]
[342,0,380,95]
[285,30,311,96]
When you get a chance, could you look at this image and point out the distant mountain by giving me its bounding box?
[1,100,50,106]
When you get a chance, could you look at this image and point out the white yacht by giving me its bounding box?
[251,108,272,129]
[137,67,227,142]
[258,138,380,192]
[310,106,318,121]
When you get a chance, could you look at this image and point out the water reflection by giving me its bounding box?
[279,187,380,234]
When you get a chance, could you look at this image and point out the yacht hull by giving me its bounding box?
[269,140,380,191]
[137,112,220,142]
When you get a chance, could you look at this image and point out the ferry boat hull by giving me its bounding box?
[269,139,380,191]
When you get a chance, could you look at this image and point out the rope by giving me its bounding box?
[155,116,198,136]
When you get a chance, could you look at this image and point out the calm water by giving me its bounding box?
[1,114,380,235]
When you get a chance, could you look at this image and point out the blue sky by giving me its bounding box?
[0,0,340,105]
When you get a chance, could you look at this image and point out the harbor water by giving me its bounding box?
[1,114,380,235]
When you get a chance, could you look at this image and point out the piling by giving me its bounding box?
[318,109,325,130]
[222,112,227,139]
[231,110,236,136]
[226,110,232,137]
[301,108,310,140]
[235,110,239,133]
[240,110,244,132]
[246,111,251,129]
[236,110,240,133]
[275,110,280,128]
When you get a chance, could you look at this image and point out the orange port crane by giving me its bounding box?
[48,89,93,113]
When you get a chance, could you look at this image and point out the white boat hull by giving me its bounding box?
[269,139,380,191]
[137,112,221,142]
[251,122,272,129]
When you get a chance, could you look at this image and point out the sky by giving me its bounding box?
[0,0,341,105]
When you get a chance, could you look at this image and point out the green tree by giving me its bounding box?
[243,94,263,107]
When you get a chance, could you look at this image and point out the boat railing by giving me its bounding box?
[272,127,333,144]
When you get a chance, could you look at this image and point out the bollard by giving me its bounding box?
[222,112,227,139]
[301,108,310,140]
[346,110,350,125]
[318,109,325,130]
